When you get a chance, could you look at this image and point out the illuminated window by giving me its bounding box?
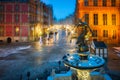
[93,0,98,6]
[103,30,108,37]
[0,5,4,11]
[14,26,19,36]
[103,14,107,25]
[111,0,116,6]
[0,14,4,22]
[112,30,116,39]
[0,26,4,36]
[94,14,98,25]
[93,30,97,37]
[112,14,116,25]
[103,0,107,6]
[84,0,89,6]
[85,14,89,24]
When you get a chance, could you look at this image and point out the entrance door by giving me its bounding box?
[7,37,12,43]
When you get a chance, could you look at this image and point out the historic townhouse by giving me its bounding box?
[0,0,53,43]
[0,0,37,42]
[76,0,120,44]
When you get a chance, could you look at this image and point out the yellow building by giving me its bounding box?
[76,0,120,44]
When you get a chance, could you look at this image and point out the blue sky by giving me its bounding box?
[41,0,76,20]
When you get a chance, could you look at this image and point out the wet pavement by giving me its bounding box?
[0,30,76,80]
[0,30,120,80]
[107,45,120,80]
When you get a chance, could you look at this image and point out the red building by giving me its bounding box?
[0,0,37,43]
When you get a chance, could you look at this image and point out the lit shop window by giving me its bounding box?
[14,26,19,36]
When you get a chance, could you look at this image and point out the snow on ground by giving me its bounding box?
[0,45,31,57]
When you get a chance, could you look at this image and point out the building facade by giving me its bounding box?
[0,0,53,43]
[76,0,120,44]
[0,0,37,42]
[40,2,53,36]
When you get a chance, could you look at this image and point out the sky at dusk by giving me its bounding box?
[41,0,76,20]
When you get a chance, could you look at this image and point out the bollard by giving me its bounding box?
[27,71,30,80]
[20,74,22,80]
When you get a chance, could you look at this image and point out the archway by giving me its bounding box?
[7,37,12,43]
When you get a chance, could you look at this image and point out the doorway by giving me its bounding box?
[7,37,12,43]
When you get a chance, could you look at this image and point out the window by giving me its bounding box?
[103,0,107,6]
[103,14,107,25]
[93,30,97,37]
[111,0,116,6]
[84,0,89,6]
[0,26,4,36]
[15,5,19,11]
[14,26,19,36]
[15,15,19,22]
[93,0,98,6]
[103,30,108,37]
[112,30,116,39]
[94,14,98,25]
[112,14,116,25]
[85,14,89,24]
[0,5,4,11]
[0,14,4,22]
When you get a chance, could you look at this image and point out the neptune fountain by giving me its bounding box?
[48,19,111,80]
[62,19,110,80]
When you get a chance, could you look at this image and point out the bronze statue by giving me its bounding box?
[75,19,93,52]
